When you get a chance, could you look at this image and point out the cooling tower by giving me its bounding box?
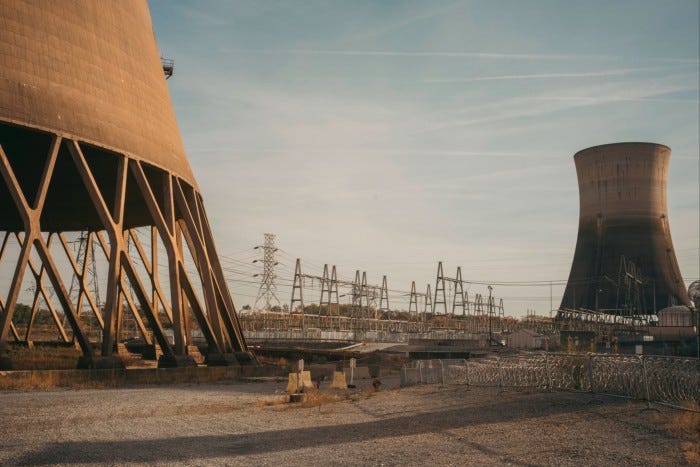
[0,1,251,366]
[559,143,690,318]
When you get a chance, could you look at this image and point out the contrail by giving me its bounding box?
[224,48,615,61]
[420,67,664,83]
[224,48,699,64]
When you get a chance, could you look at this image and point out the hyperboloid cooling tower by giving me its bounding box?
[559,143,690,318]
[0,1,251,366]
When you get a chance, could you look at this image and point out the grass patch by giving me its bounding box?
[0,370,111,391]
[0,345,82,370]
[257,395,290,407]
[665,402,700,465]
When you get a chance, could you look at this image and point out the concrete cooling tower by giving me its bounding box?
[0,1,251,367]
[559,143,690,320]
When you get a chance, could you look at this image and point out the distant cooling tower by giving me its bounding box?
[0,1,250,366]
[560,143,690,317]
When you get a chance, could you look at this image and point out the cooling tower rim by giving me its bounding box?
[574,142,671,159]
[0,116,198,190]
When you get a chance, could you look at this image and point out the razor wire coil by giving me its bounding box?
[400,353,699,409]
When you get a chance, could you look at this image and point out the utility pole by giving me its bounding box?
[253,233,280,311]
[290,258,305,329]
[360,272,369,319]
[319,264,330,317]
[352,270,362,319]
[329,265,339,315]
[424,284,433,317]
[473,293,483,332]
[409,281,418,316]
[453,266,465,316]
[434,261,447,315]
[488,285,493,345]
[379,275,389,318]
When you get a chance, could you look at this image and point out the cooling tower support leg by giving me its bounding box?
[0,136,93,358]
[0,136,251,367]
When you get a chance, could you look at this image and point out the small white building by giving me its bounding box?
[508,329,543,349]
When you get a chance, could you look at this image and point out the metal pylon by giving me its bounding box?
[253,233,280,311]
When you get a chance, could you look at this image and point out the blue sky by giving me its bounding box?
[149,0,699,315]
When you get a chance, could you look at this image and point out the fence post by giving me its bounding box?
[440,360,445,386]
[588,354,594,393]
[640,355,652,409]
[418,360,423,384]
[545,353,552,392]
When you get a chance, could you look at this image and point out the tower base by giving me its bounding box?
[157,354,198,368]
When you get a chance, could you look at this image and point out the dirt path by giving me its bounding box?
[0,379,691,466]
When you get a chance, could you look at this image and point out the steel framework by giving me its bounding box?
[253,233,280,311]
[0,134,249,365]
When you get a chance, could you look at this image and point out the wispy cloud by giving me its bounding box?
[224,48,615,61]
[419,67,665,83]
[424,73,699,132]
[535,96,700,104]
[223,48,699,64]
[186,147,563,159]
[172,4,228,26]
[339,1,467,43]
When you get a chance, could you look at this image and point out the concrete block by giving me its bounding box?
[206,353,241,367]
[76,356,127,370]
[157,354,197,368]
[286,370,314,393]
[330,371,347,389]
[186,345,205,365]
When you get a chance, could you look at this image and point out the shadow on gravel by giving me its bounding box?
[14,392,627,465]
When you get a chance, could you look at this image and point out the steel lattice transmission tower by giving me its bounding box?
[68,233,102,314]
[253,234,280,311]
[62,232,102,337]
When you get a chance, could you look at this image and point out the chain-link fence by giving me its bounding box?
[400,353,699,410]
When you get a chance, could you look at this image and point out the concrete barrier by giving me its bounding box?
[330,371,347,389]
[285,371,314,393]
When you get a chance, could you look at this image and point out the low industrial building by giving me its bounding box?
[508,329,543,349]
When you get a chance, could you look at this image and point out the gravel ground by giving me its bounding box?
[0,377,691,466]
